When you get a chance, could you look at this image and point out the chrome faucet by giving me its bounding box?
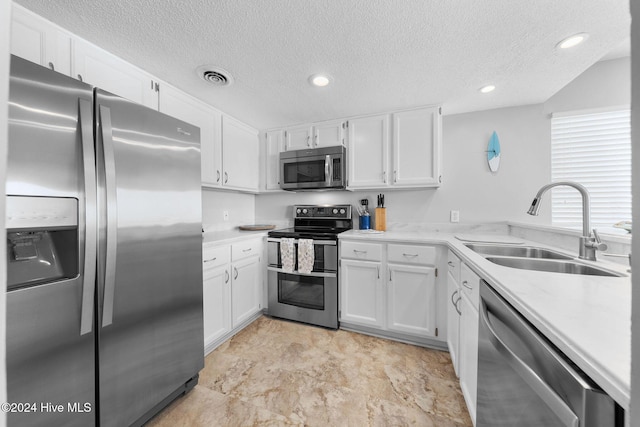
[527,181,607,261]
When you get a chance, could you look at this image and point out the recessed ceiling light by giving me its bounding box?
[557,33,589,49]
[309,74,332,87]
[479,85,495,94]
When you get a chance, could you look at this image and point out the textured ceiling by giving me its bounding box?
[15,0,630,130]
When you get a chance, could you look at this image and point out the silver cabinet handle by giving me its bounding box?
[451,290,462,315]
[77,74,83,82]
[99,105,118,328]
[48,61,55,71]
[234,267,238,280]
[377,265,380,279]
[402,253,418,258]
[451,289,459,306]
[455,297,462,315]
[242,248,252,253]
[394,170,397,183]
[480,299,579,427]
[225,270,229,283]
[447,261,455,267]
[204,257,217,263]
[224,172,229,184]
[306,135,311,147]
[353,249,367,254]
[79,98,96,336]
[314,132,318,146]
[216,170,221,183]
[389,270,392,281]
[383,171,387,183]
[462,280,473,290]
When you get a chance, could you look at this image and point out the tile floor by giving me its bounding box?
[147,316,472,426]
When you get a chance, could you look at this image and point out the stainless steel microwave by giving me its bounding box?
[279,146,346,191]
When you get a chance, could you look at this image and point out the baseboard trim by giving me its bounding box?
[204,312,263,356]
[339,322,449,351]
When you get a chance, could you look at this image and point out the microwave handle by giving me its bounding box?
[326,155,332,186]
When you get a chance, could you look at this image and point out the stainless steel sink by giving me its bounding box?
[484,257,623,277]
[464,243,573,260]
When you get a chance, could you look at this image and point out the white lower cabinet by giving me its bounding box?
[203,238,263,354]
[203,263,231,345]
[446,251,462,375]
[231,254,262,327]
[339,240,443,342]
[387,263,437,336]
[339,259,384,328]
[458,262,480,426]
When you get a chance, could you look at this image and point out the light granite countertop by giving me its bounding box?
[339,229,631,410]
[202,228,270,245]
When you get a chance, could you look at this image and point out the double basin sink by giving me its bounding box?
[464,243,624,277]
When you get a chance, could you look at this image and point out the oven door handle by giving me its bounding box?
[267,237,336,246]
[267,266,337,278]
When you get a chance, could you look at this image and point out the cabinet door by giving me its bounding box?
[392,107,441,187]
[387,263,437,337]
[339,259,384,328]
[313,120,344,148]
[11,5,72,75]
[264,130,284,190]
[284,124,312,150]
[347,114,389,189]
[159,83,222,186]
[203,265,231,347]
[447,272,461,376]
[222,115,259,191]
[459,293,478,425]
[73,38,158,109]
[231,256,261,328]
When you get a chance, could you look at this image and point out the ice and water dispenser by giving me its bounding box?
[6,196,79,290]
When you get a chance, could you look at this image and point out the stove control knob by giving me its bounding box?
[339,209,346,214]
[302,209,308,214]
[332,208,338,214]
[296,208,301,214]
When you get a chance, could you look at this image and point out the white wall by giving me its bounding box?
[256,57,630,228]
[0,0,10,424]
[202,189,255,231]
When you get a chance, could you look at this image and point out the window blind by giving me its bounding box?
[550,109,631,230]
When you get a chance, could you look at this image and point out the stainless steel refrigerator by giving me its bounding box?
[5,55,204,427]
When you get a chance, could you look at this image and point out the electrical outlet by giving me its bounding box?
[450,210,460,223]
[223,211,229,221]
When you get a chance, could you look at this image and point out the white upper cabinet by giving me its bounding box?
[284,124,313,150]
[347,114,389,189]
[10,5,72,76]
[73,37,159,109]
[283,120,344,151]
[222,115,259,192]
[159,83,222,187]
[263,130,284,191]
[313,120,345,148]
[392,106,442,187]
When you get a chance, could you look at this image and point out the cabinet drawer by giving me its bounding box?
[232,238,262,261]
[460,263,480,308]
[387,244,436,265]
[447,251,461,283]
[203,245,230,270]
[341,241,383,261]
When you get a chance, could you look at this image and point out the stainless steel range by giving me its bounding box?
[267,205,352,329]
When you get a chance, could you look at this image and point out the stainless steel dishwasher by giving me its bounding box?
[477,280,619,426]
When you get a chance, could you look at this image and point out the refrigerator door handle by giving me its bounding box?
[79,98,97,336]
[100,105,118,328]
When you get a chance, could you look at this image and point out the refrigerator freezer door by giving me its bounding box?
[6,55,96,427]
[95,90,204,427]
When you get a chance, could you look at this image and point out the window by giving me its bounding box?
[550,108,631,231]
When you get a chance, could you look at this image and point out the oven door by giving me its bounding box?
[267,269,338,329]
[279,153,344,190]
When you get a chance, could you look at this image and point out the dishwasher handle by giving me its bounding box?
[480,298,579,427]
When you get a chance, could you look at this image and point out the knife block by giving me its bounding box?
[374,208,386,231]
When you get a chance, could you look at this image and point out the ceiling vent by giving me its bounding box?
[196,65,234,86]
